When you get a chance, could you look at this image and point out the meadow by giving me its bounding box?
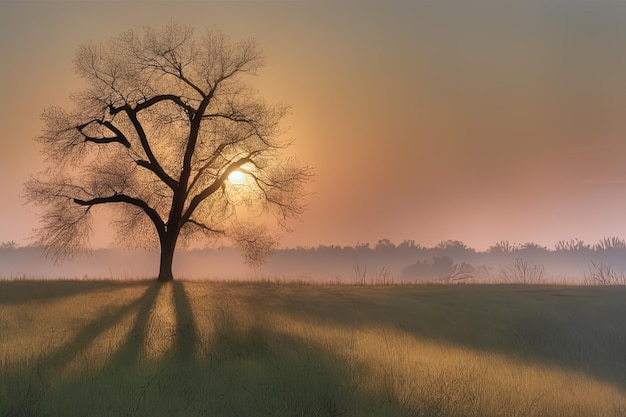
[1,280,625,417]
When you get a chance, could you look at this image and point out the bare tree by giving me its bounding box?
[500,258,545,284]
[594,236,626,252]
[583,261,626,285]
[445,262,474,283]
[25,24,312,281]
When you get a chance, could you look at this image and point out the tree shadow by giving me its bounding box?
[3,281,624,416]
[1,280,447,417]
[0,282,161,416]
[235,283,626,392]
[0,279,150,305]
[172,280,199,359]
[58,282,158,368]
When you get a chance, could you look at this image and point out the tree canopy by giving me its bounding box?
[25,24,312,281]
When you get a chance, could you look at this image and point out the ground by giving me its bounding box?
[1,280,625,416]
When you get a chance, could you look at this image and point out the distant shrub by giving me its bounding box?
[445,262,475,283]
[353,263,394,285]
[374,266,394,285]
[583,261,626,285]
[402,256,474,283]
[500,258,545,284]
[354,261,367,285]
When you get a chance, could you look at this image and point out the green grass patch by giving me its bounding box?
[1,280,625,416]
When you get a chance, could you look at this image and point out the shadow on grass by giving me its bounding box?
[1,281,433,417]
[0,282,160,416]
[235,283,626,392]
[65,282,157,366]
[0,279,150,305]
[172,280,199,358]
[3,280,625,416]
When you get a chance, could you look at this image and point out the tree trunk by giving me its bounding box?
[157,235,177,282]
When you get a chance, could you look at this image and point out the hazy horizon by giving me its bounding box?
[4,238,626,284]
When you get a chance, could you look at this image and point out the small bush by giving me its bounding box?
[583,261,626,285]
[500,258,545,284]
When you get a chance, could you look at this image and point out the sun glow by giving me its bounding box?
[227,163,256,186]
[227,170,247,185]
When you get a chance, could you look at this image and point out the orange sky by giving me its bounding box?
[3,1,626,251]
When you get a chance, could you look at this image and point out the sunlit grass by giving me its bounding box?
[143,282,177,362]
[1,280,625,416]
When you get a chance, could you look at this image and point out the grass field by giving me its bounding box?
[1,280,625,417]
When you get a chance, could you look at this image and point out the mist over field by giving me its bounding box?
[4,238,626,284]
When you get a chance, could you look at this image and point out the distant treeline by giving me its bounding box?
[265,237,626,284]
[2,237,626,283]
[285,236,626,254]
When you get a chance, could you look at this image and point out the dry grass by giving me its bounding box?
[1,280,625,416]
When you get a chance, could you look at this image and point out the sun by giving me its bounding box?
[228,170,247,185]
[227,163,257,186]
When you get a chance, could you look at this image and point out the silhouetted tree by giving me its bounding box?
[0,241,19,249]
[594,237,626,252]
[375,238,396,251]
[555,238,589,252]
[519,242,548,253]
[488,240,518,254]
[435,239,474,257]
[398,239,419,249]
[25,24,312,281]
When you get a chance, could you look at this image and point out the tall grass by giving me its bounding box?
[1,280,625,416]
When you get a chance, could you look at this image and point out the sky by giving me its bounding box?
[2,0,626,251]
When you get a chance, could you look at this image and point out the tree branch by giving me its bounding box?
[117,107,179,191]
[182,157,252,223]
[187,142,229,193]
[184,218,225,235]
[179,86,217,190]
[74,194,165,238]
[76,119,131,148]
[201,112,253,124]
[134,94,196,118]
